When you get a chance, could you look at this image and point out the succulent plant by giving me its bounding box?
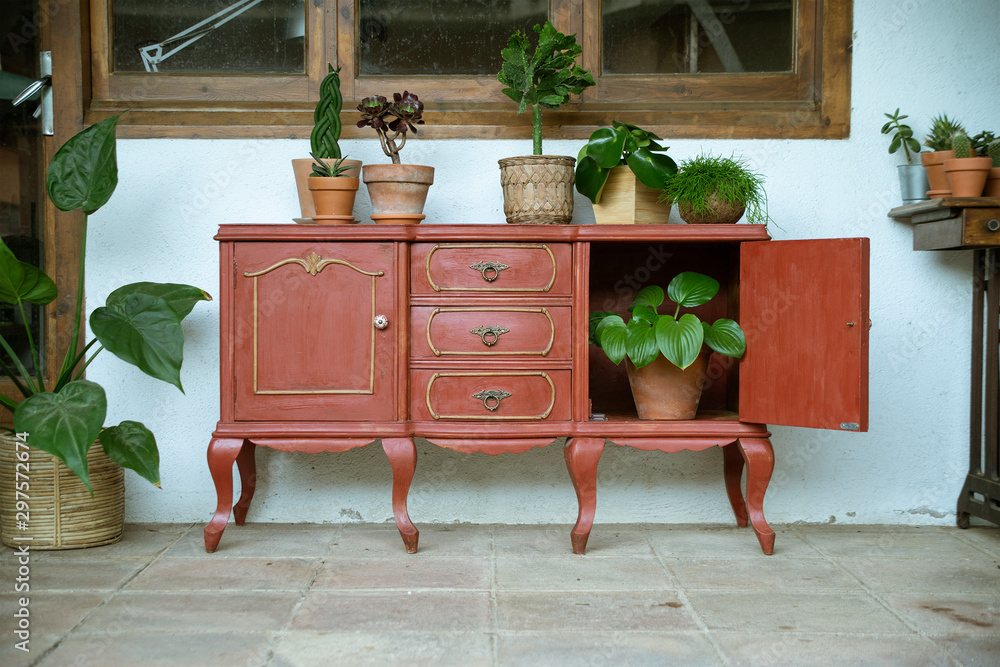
[309,154,353,178]
[952,132,974,159]
[973,131,997,156]
[924,114,966,152]
[311,64,343,160]
[357,92,425,164]
[989,140,1000,168]
[880,108,921,164]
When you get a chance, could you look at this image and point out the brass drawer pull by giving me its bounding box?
[470,325,510,347]
[473,389,511,411]
[469,260,509,282]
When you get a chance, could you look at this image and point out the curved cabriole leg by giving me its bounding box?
[738,437,775,555]
[233,440,257,525]
[722,442,748,527]
[382,438,419,554]
[564,438,605,555]
[204,438,246,553]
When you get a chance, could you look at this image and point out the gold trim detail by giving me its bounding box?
[424,244,557,292]
[245,252,385,278]
[426,307,555,356]
[425,371,556,420]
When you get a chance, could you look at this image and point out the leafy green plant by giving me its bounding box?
[311,64,343,160]
[988,140,1000,168]
[880,108,921,164]
[309,154,353,178]
[659,154,769,225]
[575,121,678,204]
[497,21,594,155]
[972,131,996,157]
[357,92,425,164]
[924,114,965,152]
[952,132,974,159]
[0,114,210,491]
[590,272,745,370]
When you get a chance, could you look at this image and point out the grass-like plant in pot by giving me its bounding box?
[307,154,360,224]
[921,113,966,197]
[590,272,746,420]
[575,121,677,224]
[496,21,594,224]
[881,108,927,205]
[661,153,769,225]
[0,114,210,548]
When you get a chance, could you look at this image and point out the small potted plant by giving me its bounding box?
[944,132,993,197]
[590,272,746,420]
[292,64,361,220]
[880,108,928,205]
[659,153,769,225]
[985,139,1000,197]
[921,114,965,198]
[0,114,210,549]
[497,21,594,224]
[307,153,360,223]
[575,121,677,224]
[357,91,433,225]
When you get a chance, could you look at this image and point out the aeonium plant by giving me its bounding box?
[590,272,746,370]
[0,114,210,491]
[357,92,425,164]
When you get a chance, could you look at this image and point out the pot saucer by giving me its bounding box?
[371,213,425,225]
[311,215,357,224]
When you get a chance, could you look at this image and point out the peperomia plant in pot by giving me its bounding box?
[590,272,745,420]
[497,20,594,224]
[0,114,210,548]
[880,108,927,205]
[575,120,677,224]
[357,92,433,224]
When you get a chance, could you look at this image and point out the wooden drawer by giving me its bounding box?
[411,370,572,421]
[411,306,572,359]
[411,243,572,294]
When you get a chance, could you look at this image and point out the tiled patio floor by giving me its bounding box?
[1,523,998,666]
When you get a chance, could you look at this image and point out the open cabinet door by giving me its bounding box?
[739,238,869,431]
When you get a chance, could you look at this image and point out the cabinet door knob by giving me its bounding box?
[373,315,389,330]
[472,389,511,411]
[469,260,510,282]
[470,325,510,346]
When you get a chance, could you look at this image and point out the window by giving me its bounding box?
[88,0,851,139]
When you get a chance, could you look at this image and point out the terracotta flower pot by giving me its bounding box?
[308,176,360,223]
[677,191,746,224]
[292,158,362,219]
[943,157,992,198]
[498,155,576,224]
[362,163,434,224]
[921,150,955,198]
[984,167,1000,198]
[591,165,670,224]
[625,351,710,420]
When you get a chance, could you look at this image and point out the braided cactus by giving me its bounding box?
[311,64,343,159]
[952,132,973,159]
[989,140,1000,168]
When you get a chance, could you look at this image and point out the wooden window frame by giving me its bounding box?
[86,0,851,140]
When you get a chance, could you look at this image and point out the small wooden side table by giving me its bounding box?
[890,197,1000,527]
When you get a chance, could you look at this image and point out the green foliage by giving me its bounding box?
[575,121,678,204]
[924,114,966,152]
[989,140,1000,168]
[497,21,594,155]
[0,114,211,491]
[590,272,746,370]
[660,154,769,225]
[952,132,973,159]
[311,64,343,159]
[972,131,996,157]
[880,108,921,164]
[309,154,353,178]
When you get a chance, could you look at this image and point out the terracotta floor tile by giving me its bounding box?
[314,555,490,590]
[496,591,699,632]
[125,557,318,591]
[290,590,492,633]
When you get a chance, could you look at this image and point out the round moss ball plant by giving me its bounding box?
[661,154,769,225]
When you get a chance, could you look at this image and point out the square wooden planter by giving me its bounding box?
[592,167,670,224]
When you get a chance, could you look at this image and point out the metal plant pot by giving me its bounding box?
[897,163,930,205]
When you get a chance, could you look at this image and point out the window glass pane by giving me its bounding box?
[112,0,306,73]
[602,0,793,74]
[359,0,547,76]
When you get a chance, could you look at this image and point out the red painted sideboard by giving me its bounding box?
[207,224,869,554]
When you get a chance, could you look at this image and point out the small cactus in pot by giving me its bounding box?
[988,140,1000,168]
[944,131,992,198]
[952,132,973,159]
[985,140,1000,197]
[924,114,966,152]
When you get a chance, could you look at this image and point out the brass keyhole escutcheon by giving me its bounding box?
[469,260,510,283]
[470,325,510,346]
[472,389,511,411]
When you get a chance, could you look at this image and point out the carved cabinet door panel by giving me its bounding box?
[232,242,397,421]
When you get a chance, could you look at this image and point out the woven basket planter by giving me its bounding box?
[0,434,124,550]
[499,155,576,224]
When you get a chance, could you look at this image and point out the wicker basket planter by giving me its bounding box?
[0,434,124,549]
[499,155,576,224]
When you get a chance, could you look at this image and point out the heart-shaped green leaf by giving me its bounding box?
[625,319,659,368]
[597,315,627,364]
[630,285,664,311]
[702,319,747,358]
[90,293,186,391]
[589,310,617,346]
[575,156,611,204]
[626,146,678,190]
[630,305,658,325]
[46,114,120,214]
[0,239,57,306]
[14,380,107,491]
[107,282,212,320]
[587,126,627,168]
[100,421,160,487]
[655,313,704,369]
[667,271,720,308]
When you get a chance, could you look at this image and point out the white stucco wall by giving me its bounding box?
[86,0,1000,527]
